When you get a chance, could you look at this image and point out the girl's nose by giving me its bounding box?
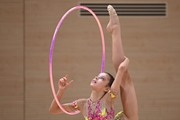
[94,76,98,80]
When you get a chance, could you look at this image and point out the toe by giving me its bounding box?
[107,5,117,16]
[107,5,113,13]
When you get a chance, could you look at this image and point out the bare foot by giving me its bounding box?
[106,5,120,34]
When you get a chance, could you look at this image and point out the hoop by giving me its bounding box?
[49,5,105,115]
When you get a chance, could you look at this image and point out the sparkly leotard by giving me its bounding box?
[72,90,125,120]
[83,98,114,120]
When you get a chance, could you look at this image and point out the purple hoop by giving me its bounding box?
[49,5,105,115]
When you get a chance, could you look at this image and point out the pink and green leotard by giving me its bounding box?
[72,90,124,120]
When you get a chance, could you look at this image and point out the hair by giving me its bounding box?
[104,72,115,87]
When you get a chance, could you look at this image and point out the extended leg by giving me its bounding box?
[107,5,138,120]
[106,5,125,72]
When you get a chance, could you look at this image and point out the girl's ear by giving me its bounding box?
[104,87,110,92]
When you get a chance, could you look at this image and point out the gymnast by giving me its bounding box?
[49,5,138,120]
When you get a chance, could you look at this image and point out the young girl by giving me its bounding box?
[49,5,138,120]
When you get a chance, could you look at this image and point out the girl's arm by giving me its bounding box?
[49,90,74,114]
[110,57,129,96]
[49,75,75,114]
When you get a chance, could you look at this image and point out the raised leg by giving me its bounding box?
[107,5,138,120]
[106,5,125,72]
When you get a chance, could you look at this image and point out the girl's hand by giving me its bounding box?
[58,75,73,92]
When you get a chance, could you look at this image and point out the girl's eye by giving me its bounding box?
[98,77,105,80]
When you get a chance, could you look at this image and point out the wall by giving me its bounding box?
[0,0,180,120]
[0,0,24,120]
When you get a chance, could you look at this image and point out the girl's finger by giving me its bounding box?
[65,74,68,79]
[63,77,67,81]
[59,81,64,85]
[59,79,64,84]
[66,80,73,87]
[63,75,68,81]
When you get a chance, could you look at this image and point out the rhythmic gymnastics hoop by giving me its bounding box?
[49,5,105,115]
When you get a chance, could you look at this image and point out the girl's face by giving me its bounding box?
[90,72,110,92]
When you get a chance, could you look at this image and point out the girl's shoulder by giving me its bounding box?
[103,89,118,104]
[76,98,87,104]
[72,98,87,111]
